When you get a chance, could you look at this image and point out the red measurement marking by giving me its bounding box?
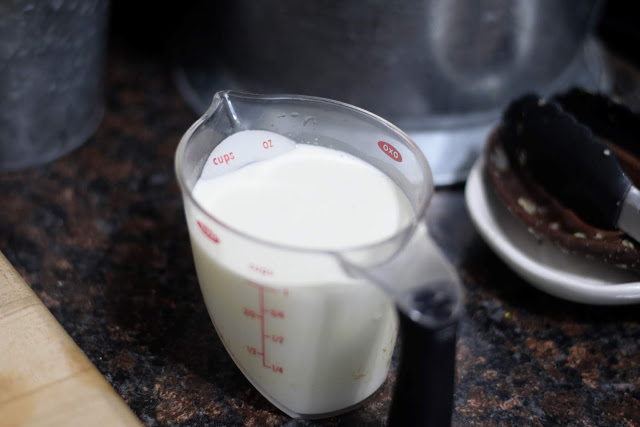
[197,221,220,243]
[247,281,286,294]
[259,283,267,368]
[249,263,274,276]
[267,309,284,319]
[212,152,235,165]
[262,139,274,149]
[244,280,287,374]
[378,141,403,162]
[265,335,284,344]
[243,307,260,319]
[246,346,263,356]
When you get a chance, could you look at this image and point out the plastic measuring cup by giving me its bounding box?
[175,91,463,423]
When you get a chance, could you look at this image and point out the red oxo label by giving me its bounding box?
[197,220,220,243]
[378,141,402,162]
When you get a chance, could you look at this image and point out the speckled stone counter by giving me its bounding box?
[1,45,640,426]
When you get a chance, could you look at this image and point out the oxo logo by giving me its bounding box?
[378,141,402,162]
[197,220,220,243]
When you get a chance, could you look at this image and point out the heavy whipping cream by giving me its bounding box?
[186,130,414,417]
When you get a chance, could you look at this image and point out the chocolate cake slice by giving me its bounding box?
[485,90,640,274]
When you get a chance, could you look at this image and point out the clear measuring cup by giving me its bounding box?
[175,91,463,424]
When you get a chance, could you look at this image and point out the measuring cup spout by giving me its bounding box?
[200,90,247,128]
[338,222,463,426]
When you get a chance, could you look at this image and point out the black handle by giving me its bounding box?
[388,308,457,427]
[501,94,632,229]
[552,88,640,159]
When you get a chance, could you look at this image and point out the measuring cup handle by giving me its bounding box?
[388,311,457,427]
[337,223,462,425]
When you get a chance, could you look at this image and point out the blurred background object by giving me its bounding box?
[170,0,609,185]
[598,0,640,67]
[20,0,629,181]
[0,0,109,171]
[79,0,640,185]
[597,0,640,111]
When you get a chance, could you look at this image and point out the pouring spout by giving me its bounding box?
[338,222,463,426]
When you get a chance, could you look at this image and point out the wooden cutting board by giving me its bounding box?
[0,251,141,426]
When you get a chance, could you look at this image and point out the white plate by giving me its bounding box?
[464,157,640,305]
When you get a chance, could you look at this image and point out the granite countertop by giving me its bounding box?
[1,44,640,426]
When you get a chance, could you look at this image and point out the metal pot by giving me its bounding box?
[173,0,608,184]
[0,0,109,171]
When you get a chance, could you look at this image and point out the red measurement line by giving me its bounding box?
[246,281,288,294]
[259,285,268,368]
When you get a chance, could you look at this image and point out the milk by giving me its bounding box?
[186,131,413,417]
